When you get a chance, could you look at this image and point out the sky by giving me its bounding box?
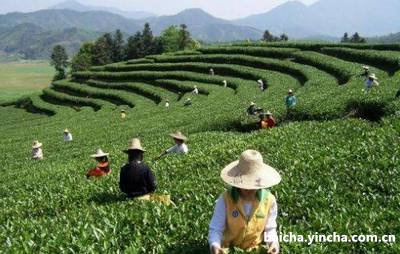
[0,0,319,19]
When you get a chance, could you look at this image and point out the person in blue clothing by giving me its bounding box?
[285,89,297,108]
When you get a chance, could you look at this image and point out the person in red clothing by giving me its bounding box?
[260,111,276,129]
[86,149,111,178]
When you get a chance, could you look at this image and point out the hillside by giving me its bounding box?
[0,9,142,34]
[234,0,400,37]
[369,32,400,44]
[142,8,262,41]
[49,0,156,19]
[0,23,99,58]
[1,42,400,252]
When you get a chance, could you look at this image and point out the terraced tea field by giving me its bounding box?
[1,42,400,253]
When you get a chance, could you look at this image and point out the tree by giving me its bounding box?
[160,26,181,52]
[126,32,143,59]
[92,33,113,65]
[141,23,154,56]
[71,42,94,72]
[350,32,366,43]
[50,45,68,80]
[263,30,275,42]
[280,33,289,42]
[112,29,125,62]
[179,24,191,50]
[341,32,350,43]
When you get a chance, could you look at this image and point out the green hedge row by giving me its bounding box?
[321,47,400,74]
[85,79,170,104]
[101,62,299,90]
[153,79,210,96]
[233,42,400,51]
[42,87,111,111]
[53,81,135,108]
[198,46,298,59]
[73,70,239,90]
[150,54,309,85]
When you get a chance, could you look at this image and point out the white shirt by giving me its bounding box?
[208,194,279,250]
[32,148,43,160]
[165,102,170,108]
[193,88,199,95]
[166,143,189,154]
[64,133,73,141]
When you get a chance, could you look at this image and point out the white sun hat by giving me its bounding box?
[369,74,378,80]
[221,150,281,189]
[90,148,109,158]
[32,140,43,149]
[170,131,188,141]
[363,65,370,70]
[124,138,146,153]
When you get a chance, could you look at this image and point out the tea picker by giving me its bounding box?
[63,129,73,141]
[86,149,111,178]
[209,150,281,253]
[156,131,189,160]
[32,140,44,160]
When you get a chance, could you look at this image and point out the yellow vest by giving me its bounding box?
[222,188,274,250]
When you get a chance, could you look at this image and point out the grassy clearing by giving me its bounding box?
[0,60,54,102]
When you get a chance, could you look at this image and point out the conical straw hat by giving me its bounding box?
[369,74,378,80]
[363,65,370,70]
[90,148,109,158]
[32,140,42,148]
[124,138,145,153]
[221,150,281,189]
[170,131,187,141]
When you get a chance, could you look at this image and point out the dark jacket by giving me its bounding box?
[119,161,156,198]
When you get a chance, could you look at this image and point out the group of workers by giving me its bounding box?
[247,89,297,129]
[29,64,400,254]
[32,136,281,253]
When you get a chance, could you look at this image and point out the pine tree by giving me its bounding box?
[341,32,350,43]
[112,29,125,62]
[179,24,191,50]
[126,32,143,59]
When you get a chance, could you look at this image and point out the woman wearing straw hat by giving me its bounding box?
[157,131,189,159]
[210,68,215,76]
[259,111,276,129]
[86,149,111,178]
[32,140,43,160]
[119,138,156,198]
[364,74,379,91]
[209,150,281,254]
[223,80,228,88]
[63,129,73,142]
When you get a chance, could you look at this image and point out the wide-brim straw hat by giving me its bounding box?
[363,65,370,70]
[124,138,146,153]
[221,150,281,189]
[369,74,378,80]
[288,89,293,94]
[170,131,187,141]
[250,102,255,106]
[257,79,263,84]
[265,111,272,115]
[91,148,109,158]
[32,140,42,148]
[63,129,70,133]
